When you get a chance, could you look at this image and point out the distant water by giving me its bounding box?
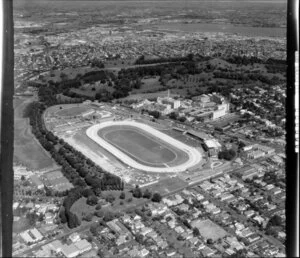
[156,23,286,38]
[13,0,287,11]
[14,0,286,39]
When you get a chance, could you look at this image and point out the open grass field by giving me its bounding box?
[13,217,32,234]
[70,197,96,220]
[101,190,148,213]
[145,176,188,195]
[14,97,55,170]
[121,90,179,101]
[40,66,99,84]
[87,121,202,173]
[191,219,228,241]
[131,76,164,94]
[56,105,92,117]
[99,126,187,167]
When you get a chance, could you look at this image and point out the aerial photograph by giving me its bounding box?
[12,0,287,257]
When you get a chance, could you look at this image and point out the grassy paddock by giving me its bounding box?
[14,97,55,170]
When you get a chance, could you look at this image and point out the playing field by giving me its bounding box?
[100,126,181,167]
[56,106,92,117]
[86,120,202,173]
[191,219,228,241]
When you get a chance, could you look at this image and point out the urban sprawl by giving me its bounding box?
[13,6,286,258]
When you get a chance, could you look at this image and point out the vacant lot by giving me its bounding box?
[14,97,55,170]
[191,219,228,241]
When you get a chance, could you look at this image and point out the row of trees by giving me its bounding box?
[27,102,124,193]
[225,55,286,66]
[131,186,162,202]
[135,53,194,65]
[59,187,83,228]
[213,71,284,86]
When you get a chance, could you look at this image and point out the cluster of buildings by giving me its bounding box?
[243,143,276,160]
[231,84,285,134]
[131,92,230,122]
[33,233,93,258]
[13,200,61,256]
[14,16,285,88]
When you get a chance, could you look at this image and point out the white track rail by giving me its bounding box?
[86,120,202,173]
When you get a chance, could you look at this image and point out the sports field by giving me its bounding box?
[86,120,202,173]
[56,105,92,117]
[100,126,181,167]
[191,219,228,241]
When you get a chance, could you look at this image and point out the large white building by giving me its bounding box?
[157,96,181,109]
[212,103,230,120]
[20,228,43,244]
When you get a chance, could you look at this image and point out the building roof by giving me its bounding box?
[61,244,80,258]
[49,240,64,251]
[74,239,92,251]
[204,139,222,149]
[186,130,211,140]
[31,228,43,240]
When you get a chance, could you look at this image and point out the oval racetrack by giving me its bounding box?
[86,120,202,173]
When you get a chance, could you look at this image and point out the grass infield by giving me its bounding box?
[98,125,189,168]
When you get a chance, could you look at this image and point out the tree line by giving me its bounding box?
[135,53,194,65]
[26,102,124,192]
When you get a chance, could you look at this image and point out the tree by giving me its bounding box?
[193,227,200,236]
[169,112,177,120]
[83,213,93,222]
[90,224,98,236]
[86,195,98,206]
[103,211,114,222]
[148,110,160,119]
[105,194,115,203]
[151,192,162,202]
[177,235,185,241]
[97,249,104,258]
[143,189,152,199]
[59,207,67,224]
[26,212,38,226]
[132,185,143,198]
[269,215,282,227]
[95,210,104,218]
[207,238,213,245]
[66,211,80,229]
[119,192,126,199]
[95,204,102,210]
[135,234,144,244]
[182,219,191,229]
[178,116,187,123]
[266,227,278,237]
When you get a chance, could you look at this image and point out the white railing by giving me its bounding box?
[86,120,202,173]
